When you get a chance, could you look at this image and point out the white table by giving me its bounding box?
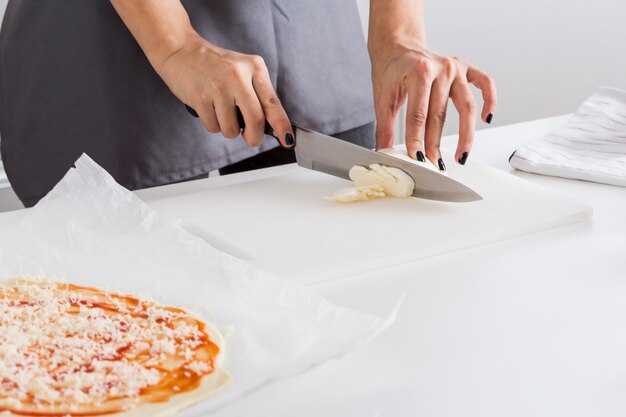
[206,115,626,417]
[1,115,625,416]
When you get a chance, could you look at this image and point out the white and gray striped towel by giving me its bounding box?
[510,87,626,187]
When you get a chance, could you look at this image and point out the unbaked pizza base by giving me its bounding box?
[91,367,231,417]
[0,278,232,417]
[0,370,231,417]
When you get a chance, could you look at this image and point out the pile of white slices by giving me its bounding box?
[326,149,440,203]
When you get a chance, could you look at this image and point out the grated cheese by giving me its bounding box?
[0,280,218,414]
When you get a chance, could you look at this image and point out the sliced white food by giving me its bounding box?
[349,164,415,198]
[325,184,386,203]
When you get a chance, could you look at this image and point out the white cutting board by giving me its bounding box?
[148,156,592,285]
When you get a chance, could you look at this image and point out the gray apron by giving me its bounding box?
[0,0,375,206]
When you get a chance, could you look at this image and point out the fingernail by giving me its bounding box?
[458,151,469,165]
[416,151,425,162]
[486,113,493,124]
[185,104,199,118]
[285,132,295,147]
[437,158,446,171]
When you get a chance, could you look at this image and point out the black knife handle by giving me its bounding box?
[185,104,276,138]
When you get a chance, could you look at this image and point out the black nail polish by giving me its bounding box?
[458,152,469,165]
[486,113,493,124]
[285,132,295,146]
[416,151,425,162]
[437,158,446,171]
[185,104,199,118]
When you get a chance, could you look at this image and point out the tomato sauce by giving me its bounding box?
[0,282,220,416]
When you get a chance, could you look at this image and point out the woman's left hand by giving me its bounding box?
[370,40,497,169]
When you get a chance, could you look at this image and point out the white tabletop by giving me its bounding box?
[1,115,625,416]
[207,115,626,417]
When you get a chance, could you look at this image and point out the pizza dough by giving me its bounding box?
[0,278,230,417]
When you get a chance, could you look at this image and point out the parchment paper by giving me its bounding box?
[0,155,395,415]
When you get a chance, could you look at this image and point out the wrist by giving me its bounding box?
[150,29,205,74]
[367,0,427,58]
[369,33,426,54]
[109,0,207,76]
[368,33,428,69]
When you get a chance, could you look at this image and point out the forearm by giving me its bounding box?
[368,0,427,53]
[110,0,201,73]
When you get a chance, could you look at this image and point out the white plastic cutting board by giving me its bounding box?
[148,156,592,285]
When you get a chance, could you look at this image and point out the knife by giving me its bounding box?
[185,105,482,202]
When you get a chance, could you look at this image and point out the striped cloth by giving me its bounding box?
[510,87,626,187]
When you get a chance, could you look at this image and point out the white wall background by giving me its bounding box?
[356,0,626,135]
[1,0,625,210]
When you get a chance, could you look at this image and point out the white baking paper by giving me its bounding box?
[0,155,395,415]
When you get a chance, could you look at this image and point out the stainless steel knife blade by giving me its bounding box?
[294,126,482,203]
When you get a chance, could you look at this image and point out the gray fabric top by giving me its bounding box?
[0,0,374,205]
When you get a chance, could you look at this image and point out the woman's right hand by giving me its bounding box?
[155,35,294,148]
[109,1,292,147]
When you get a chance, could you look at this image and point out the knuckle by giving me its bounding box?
[485,75,497,95]
[405,138,421,147]
[243,133,263,148]
[224,61,238,75]
[225,62,246,80]
[248,109,265,125]
[419,59,433,73]
[249,54,266,70]
[462,97,477,114]
[413,60,433,80]
[440,57,456,78]
[222,128,240,139]
[408,109,428,127]
[204,123,220,134]
[435,109,447,125]
[452,56,467,67]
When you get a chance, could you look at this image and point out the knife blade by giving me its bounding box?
[184,104,481,202]
[293,126,482,203]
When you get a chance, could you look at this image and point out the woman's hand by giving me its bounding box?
[370,40,497,169]
[110,0,293,148]
[367,0,497,169]
[157,37,294,147]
